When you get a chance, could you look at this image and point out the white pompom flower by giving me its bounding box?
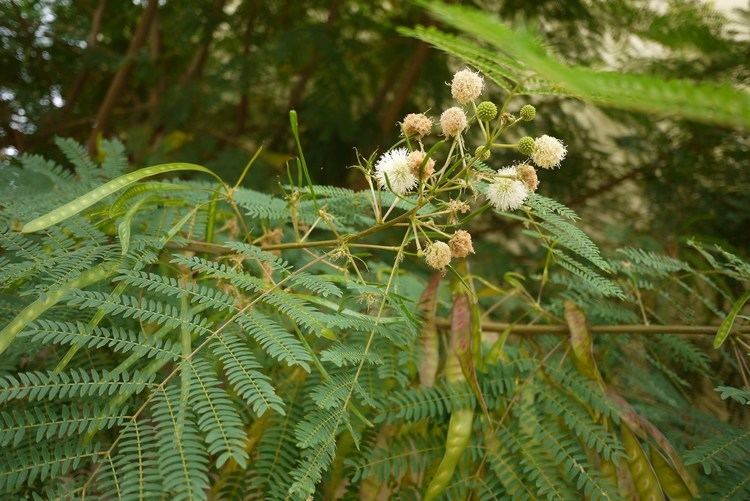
[486,177,529,211]
[532,135,567,169]
[451,69,484,104]
[374,147,418,195]
[495,166,518,177]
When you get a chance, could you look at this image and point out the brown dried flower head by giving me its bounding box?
[424,241,452,270]
[449,230,474,258]
[516,163,539,192]
[401,113,432,138]
[447,199,471,224]
[440,107,468,137]
[407,150,435,180]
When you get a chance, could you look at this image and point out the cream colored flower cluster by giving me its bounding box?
[424,230,475,271]
[368,68,567,271]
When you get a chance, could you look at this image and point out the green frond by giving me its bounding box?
[66,290,212,335]
[0,440,100,494]
[287,438,336,499]
[421,1,750,129]
[102,419,160,501]
[153,385,210,501]
[320,341,384,367]
[400,25,520,92]
[534,211,611,272]
[114,270,236,312]
[19,320,180,360]
[544,366,621,423]
[0,369,153,404]
[535,422,618,501]
[0,402,126,447]
[376,382,475,423]
[170,254,266,293]
[294,407,346,449]
[716,386,750,405]
[525,194,580,221]
[553,250,625,299]
[250,404,303,499]
[233,188,289,223]
[53,137,98,181]
[236,312,312,371]
[684,426,750,474]
[211,332,285,417]
[349,432,445,485]
[189,358,249,468]
[498,424,580,500]
[485,441,539,501]
[99,139,129,180]
[615,247,690,276]
[537,385,623,462]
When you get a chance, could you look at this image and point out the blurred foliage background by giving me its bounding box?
[1,0,749,255]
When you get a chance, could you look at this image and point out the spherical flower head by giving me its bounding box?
[374,147,418,195]
[451,69,484,104]
[486,177,529,211]
[517,136,536,156]
[449,230,474,258]
[516,163,539,192]
[519,104,536,121]
[440,107,468,137]
[402,113,432,138]
[476,101,497,121]
[424,241,452,270]
[407,150,435,180]
[532,135,567,169]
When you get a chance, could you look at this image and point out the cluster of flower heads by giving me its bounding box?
[371,68,567,271]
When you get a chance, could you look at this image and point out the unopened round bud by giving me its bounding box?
[517,136,536,156]
[519,104,536,121]
[474,146,491,161]
[440,107,468,137]
[476,101,497,121]
[402,113,432,138]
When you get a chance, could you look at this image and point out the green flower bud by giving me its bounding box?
[474,146,491,161]
[519,104,536,121]
[475,101,497,121]
[517,136,536,156]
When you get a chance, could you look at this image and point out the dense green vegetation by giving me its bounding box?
[0,1,748,499]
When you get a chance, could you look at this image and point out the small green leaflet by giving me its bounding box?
[714,290,750,349]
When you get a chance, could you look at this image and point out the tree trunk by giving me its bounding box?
[378,41,431,139]
[63,0,107,114]
[87,0,159,153]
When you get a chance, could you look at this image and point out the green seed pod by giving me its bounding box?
[22,163,220,233]
[0,261,118,356]
[418,273,441,388]
[621,424,666,501]
[650,446,695,500]
[516,136,536,156]
[424,352,474,501]
[475,101,497,121]
[519,104,536,121]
